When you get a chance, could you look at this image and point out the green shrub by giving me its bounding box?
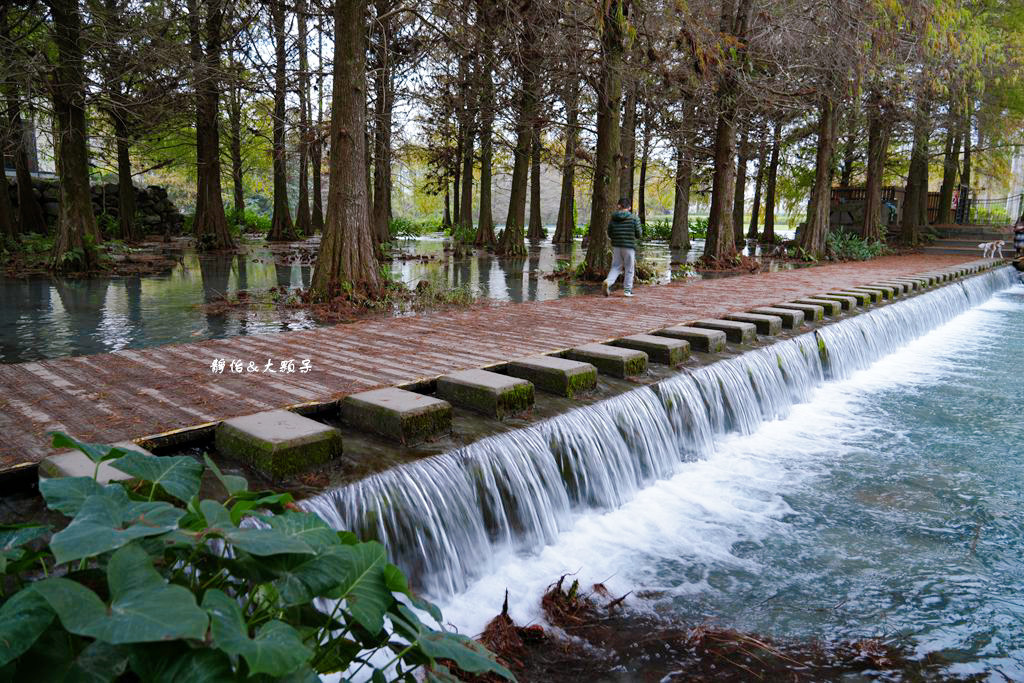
[390,218,439,238]
[826,230,890,261]
[0,432,512,683]
[227,209,272,236]
[574,223,588,238]
[446,223,475,244]
[688,217,709,238]
[642,219,672,241]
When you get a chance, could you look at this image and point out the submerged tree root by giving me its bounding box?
[456,577,983,682]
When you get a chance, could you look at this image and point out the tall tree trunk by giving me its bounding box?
[267,0,295,241]
[960,99,972,224]
[474,54,496,246]
[372,0,394,244]
[4,95,47,234]
[295,0,312,236]
[747,136,766,240]
[190,0,234,250]
[763,120,781,243]
[583,0,628,274]
[48,0,100,271]
[310,0,380,297]
[527,125,543,240]
[552,81,578,245]
[496,38,538,257]
[459,120,475,234]
[618,85,637,204]
[228,80,244,221]
[703,0,752,262]
[671,140,691,250]
[112,116,138,241]
[638,115,649,225]
[901,98,929,244]
[732,128,748,243]
[797,96,835,257]
[452,137,462,228]
[937,125,960,225]
[0,172,12,241]
[862,89,890,242]
[311,27,325,232]
[839,108,857,187]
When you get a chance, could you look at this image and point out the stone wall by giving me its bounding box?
[4,177,185,235]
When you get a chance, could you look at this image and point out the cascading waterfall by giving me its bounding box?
[303,267,1018,598]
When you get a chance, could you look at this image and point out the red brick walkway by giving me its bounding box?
[0,254,981,470]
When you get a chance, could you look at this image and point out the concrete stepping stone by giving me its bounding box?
[856,284,895,300]
[39,440,152,484]
[749,307,805,329]
[815,294,858,310]
[874,281,909,294]
[216,409,342,479]
[610,334,690,365]
[565,343,648,378]
[341,387,452,445]
[793,298,841,316]
[772,302,823,322]
[691,319,757,344]
[506,355,597,398]
[842,288,882,303]
[724,312,783,336]
[655,325,727,353]
[436,369,534,418]
[889,279,923,290]
[828,290,872,306]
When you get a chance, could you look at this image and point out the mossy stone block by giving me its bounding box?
[772,302,823,322]
[436,369,534,419]
[817,294,859,310]
[216,409,342,480]
[656,325,727,353]
[506,356,597,398]
[830,290,873,305]
[341,387,452,445]
[749,306,806,329]
[565,343,648,378]
[875,281,909,294]
[691,319,757,344]
[793,298,842,316]
[859,284,896,299]
[846,287,884,302]
[39,440,151,484]
[610,334,690,365]
[724,312,783,336]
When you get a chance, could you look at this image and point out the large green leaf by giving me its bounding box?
[383,563,443,623]
[50,432,132,466]
[203,589,312,677]
[267,512,340,551]
[331,541,391,633]
[63,640,130,683]
[32,545,208,644]
[49,495,184,565]
[0,525,49,574]
[264,546,353,606]
[38,476,105,516]
[110,452,203,503]
[129,644,239,683]
[199,501,315,557]
[204,454,249,497]
[394,605,513,680]
[0,588,54,667]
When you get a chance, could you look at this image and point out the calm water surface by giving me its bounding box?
[438,283,1024,678]
[0,232,795,363]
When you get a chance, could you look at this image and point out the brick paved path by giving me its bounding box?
[0,254,980,470]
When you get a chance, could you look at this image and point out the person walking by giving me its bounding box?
[603,198,642,297]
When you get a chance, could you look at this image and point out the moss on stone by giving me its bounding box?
[624,355,648,377]
[565,368,598,398]
[215,422,341,481]
[496,382,535,418]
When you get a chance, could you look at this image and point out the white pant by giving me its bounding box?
[604,247,635,292]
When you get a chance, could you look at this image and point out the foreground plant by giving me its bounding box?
[0,433,513,682]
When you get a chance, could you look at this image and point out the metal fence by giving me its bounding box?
[962,194,1023,226]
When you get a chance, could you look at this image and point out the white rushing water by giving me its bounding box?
[304,268,1019,641]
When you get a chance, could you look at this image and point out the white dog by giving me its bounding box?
[978,240,1005,258]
